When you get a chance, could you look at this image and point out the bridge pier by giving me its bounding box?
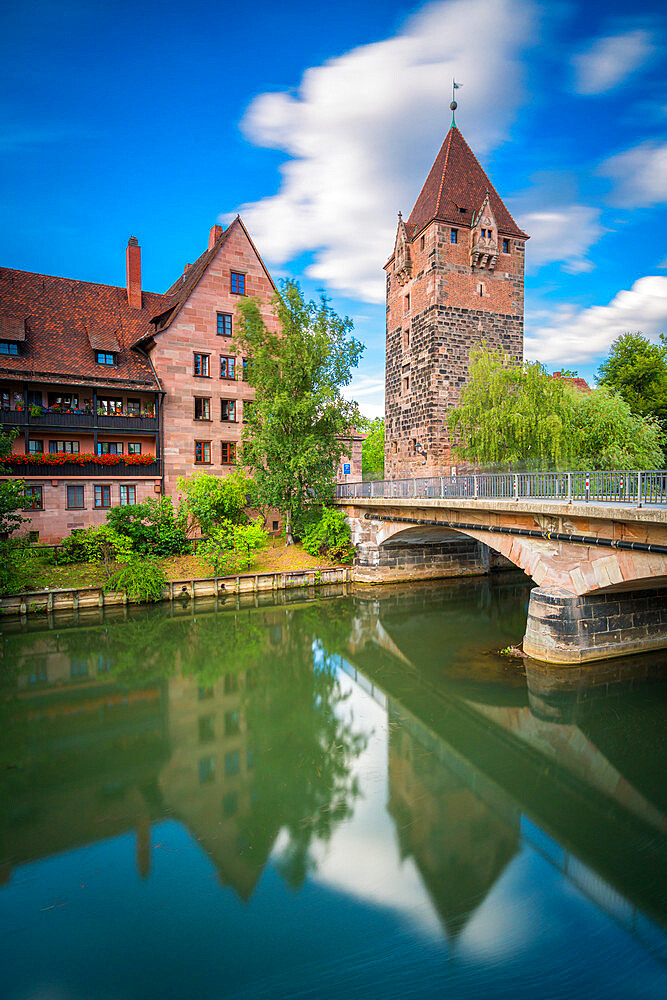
[524,587,667,664]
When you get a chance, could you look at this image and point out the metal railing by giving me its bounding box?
[335,471,667,507]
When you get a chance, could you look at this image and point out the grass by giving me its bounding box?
[28,538,340,592]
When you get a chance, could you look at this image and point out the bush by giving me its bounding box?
[177,471,251,533]
[106,498,189,556]
[199,518,268,576]
[0,537,36,595]
[104,556,167,603]
[57,525,133,572]
[301,508,355,564]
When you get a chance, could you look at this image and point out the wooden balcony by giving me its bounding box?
[5,459,160,477]
[0,408,158,433]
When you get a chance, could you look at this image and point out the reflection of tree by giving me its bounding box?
[240,614,367,889]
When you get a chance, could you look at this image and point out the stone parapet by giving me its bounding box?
[524,587,667,664]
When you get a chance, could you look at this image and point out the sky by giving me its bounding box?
[1,0,666,418]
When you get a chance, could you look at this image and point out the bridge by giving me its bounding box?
[335,471,667,665]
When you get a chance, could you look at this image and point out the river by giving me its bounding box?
[1,574,665,999]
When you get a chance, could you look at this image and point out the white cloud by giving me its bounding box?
[519,204,603,274]
[231,0,535,303]
[525,275,667,364]
[343,372,386,420]
[598,141,667,208]
[572,29,653,95]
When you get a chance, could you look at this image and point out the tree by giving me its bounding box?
[177,470,250,535]
[235,281,363,542]
[358,416,385,479]
[597,332,667,429]
[448,347,573,469]
[448,346,664,470]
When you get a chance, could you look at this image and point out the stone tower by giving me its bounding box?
[384,123,528,477]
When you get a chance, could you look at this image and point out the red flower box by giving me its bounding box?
[8,452,156,467]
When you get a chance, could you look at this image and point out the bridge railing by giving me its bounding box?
[336,471,667,506]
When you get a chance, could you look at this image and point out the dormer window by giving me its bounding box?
[96,351,114,365]
[0,341,18,355]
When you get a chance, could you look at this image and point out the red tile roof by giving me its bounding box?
[407,126,528,240]
[0,267,167,390]
[552,372,592,393]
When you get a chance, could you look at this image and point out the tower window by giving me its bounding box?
[477,282,485,297]
[402,375,409,392]
[403,328,410,350]
[391,441,397,454]
[404,294,410,314]
[450,229,458,244]
[503,238,510,253]
[420,236,425,250]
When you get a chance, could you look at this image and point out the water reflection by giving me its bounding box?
[1,577,665,999]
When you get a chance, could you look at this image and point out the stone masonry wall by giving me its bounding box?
[385,219,525,479]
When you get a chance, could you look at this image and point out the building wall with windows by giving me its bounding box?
[149,221,280,499]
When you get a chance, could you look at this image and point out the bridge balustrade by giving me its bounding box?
[337,471,667,506]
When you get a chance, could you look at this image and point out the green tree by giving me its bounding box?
[597,332,667,429]
[449,346,664,470]
[198,518,268,576]
[178,470,251,535]
[235,281,363,542]
[358,416,385,479]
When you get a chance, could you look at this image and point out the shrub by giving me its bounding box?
[106,498,189,556]
[177,470,251,533]
[199,518,268,576]
[104,556,167,603]
[301,508,355,564]
[0,537,36,595]
[57,526,133,573]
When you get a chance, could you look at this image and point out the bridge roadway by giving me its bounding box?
[335,484,667,665]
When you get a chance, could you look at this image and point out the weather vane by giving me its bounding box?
[451,79,462,127]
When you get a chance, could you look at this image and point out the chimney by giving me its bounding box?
[209,224,223,250]
[126,237,141,309]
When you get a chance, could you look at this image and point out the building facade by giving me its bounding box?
[384,124,528,478]
[0,220,362,542]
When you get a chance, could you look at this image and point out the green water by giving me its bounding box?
[1,576,666,999]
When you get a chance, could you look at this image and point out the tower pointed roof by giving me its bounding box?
[407,126,528,240]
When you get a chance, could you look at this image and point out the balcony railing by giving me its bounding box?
[0,408,157,432]
[4,459,160,477]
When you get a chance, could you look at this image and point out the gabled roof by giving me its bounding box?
[139,216,277,344]
[0,267,167,389]
[407,125,528,240]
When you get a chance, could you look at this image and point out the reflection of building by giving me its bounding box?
[387,703,518,937]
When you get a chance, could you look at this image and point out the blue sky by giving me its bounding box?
[1,0,666,417]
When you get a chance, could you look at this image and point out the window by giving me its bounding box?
[404,294,410,314]
[221,399,236,422]
[420,236,425,250]
[94,485,111,508]
[225,710,240,736]
[48,393,79,409]
[503,238,510,253]
[217,312,232,337]
[49,440,79,454]
[0,341,19,355]
[194,397,211,421]
[127,398,141,415]
[128,442,142,455]
[230,271,245,295]
[27,390,42,407]
[272,520,279,531]
[391,441,397,454]
[96,351,114,365]
[410,438,417,456]
[97,442,123,455]
[67,485,85,509]
[403,328,410,350]
[221,441,236,465]
[70,659,89,677]
[120,485,136,505]
[24,485,43,510]
[98,397,122,415]
[27,439,43,454]
[477,282,485,297]
[402,376,409,392]
[199,716,215,744]
[194,353,210,377]
[220,355,235,380]
[195,441,211,464]
[225,751,240,776]
[450,229,458,244]
[199,756,215,784]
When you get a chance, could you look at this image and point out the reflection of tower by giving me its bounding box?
[386,703,518,937]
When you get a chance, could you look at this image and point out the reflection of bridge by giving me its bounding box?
[336,477,667,664]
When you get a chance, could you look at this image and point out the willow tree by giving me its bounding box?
[234,281,363,542]
[448,348,574,470]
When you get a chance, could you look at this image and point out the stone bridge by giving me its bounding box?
[335,494,667,664]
